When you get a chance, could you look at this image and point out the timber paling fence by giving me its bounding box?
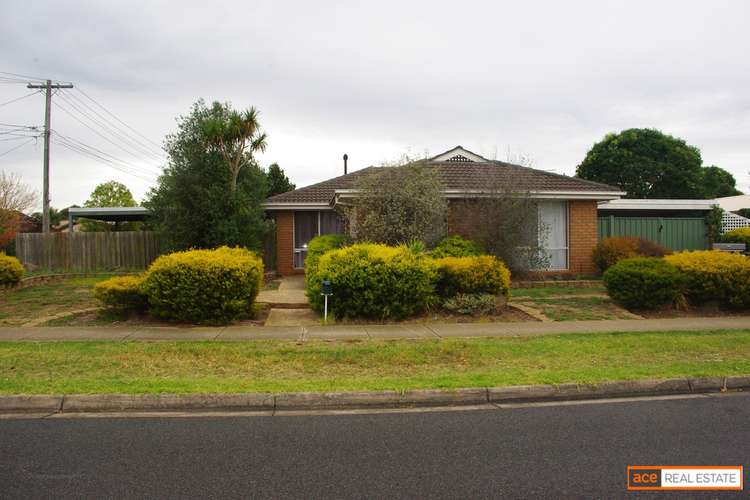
[15,232,163,271]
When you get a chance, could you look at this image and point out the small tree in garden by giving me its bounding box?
[0,171,37,251]
[453,170,549,275]
[345,155,448,246]
[266,163,295,197]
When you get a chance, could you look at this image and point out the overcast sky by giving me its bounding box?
[1,0,749,209]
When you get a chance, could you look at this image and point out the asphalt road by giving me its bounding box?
[1,394,748,499]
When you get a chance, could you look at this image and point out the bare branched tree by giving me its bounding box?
[0,171,38,248]
[451,164,550,276]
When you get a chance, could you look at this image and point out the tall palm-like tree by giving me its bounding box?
[202,104,268,193]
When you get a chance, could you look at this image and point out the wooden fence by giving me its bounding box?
[15,232,162,271]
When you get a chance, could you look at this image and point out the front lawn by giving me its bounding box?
[0,275,118,326]
[1,329,748,394]
[510,287,636,321]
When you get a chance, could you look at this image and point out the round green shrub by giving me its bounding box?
[603,257,684,310]
[0,253,24,286]
[429,235,483,258]
[433,255,511,298]
[310,243,438,320]
[94,275,148,312]
[141,246,264,324]
[665,250,750,309]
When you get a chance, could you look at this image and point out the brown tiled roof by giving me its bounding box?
[264,160,621,205]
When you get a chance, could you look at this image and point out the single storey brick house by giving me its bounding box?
[263,146,623,276]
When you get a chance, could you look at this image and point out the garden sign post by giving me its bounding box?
[321,280,333,323]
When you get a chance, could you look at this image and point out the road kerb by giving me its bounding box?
[1,376,748,414]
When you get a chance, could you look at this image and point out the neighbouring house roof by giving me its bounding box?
[598,199,717,211]
[263,146,624,210]
[68,206,151,222]
[714,194,750,212]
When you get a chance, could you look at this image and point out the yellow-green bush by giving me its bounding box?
[0,253,24,285]
[665,250,750,309]
[305,234,351,310]
[141,246,264,324]
[94,275,147,312]
[720,227,750,247]
[434,255,511,298]
[309,243,437,319]
[429,235,483,258]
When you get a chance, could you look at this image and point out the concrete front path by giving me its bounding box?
[256,276,308,308]
[0,316,748,342]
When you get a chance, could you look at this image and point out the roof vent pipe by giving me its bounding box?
[343,153,348,175]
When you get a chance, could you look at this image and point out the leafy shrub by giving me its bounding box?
[442,293,497,316]
[721,227,750,248]
[665,250,750,309]
[592,236,671,272]
[434,255,511,298]
[429,235,483,258]
[141,246,264,324]
[94,275,148,312]
[305,234,351,309]
[309,243,437,319]
[603,257,684,310]
[0,252,24,285]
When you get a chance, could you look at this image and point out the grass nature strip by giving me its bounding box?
[0,330,749,394]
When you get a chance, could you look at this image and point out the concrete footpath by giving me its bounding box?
[0,316,749,342]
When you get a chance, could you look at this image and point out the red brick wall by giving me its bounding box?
[568,200,598,275]
[274,211,303,276]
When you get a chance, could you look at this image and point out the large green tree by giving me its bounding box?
[144,100,269,251]
[700,165,742,198]
[266,163,295,197]
[576,128,704,199]
[79,181,139,231]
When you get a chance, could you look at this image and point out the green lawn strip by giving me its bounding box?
[0,330,748,394]
[0,275,116,325]
[513,296,630,321]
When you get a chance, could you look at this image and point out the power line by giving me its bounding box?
[76,87,163,149]
[0,90,42,108]
[0,137,37,158]
[57,90,164,161]
[52,130,158,181]
[52,99,163,173]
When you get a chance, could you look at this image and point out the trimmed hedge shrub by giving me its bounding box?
[442,293,497,316]
[429,235,483,258]
[305,234,351,311]
[0,253,24,285]
[94,275,148,312]
[665,250,750,309]
[603,257,684,310]
[721,227,750,248]
[592,236,672,272]
[310,243,437,320]
[141,246,264,324]
[434,255,511,298]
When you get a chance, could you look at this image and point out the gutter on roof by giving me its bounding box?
[262,202,333,211]
[598,199,716,211]
[335,189,624,200]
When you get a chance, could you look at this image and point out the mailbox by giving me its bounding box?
[321,280,333,295]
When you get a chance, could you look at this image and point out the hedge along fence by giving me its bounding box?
[15,232,162,271]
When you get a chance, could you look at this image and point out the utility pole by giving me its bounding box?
[27,79,73,233]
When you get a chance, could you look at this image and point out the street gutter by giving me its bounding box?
[1,376,748,415]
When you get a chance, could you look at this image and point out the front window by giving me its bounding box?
[293,210,345,268]
[537,201,569,271]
